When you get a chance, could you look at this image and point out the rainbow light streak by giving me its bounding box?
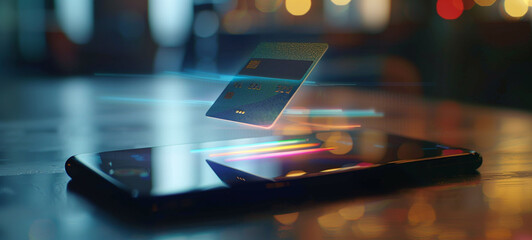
[190,139,308,153]
[226,147,335,162]
[209,143,320,157]
[284,109,383,117]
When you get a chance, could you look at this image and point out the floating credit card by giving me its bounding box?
[206,42,328,128]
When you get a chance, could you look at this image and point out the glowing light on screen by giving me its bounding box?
[226,147,335,162]
[359,0,391,32]
[286,0,312,16]
[55,0,93,44]
[504,0,528,17]
[209,143,320,157]
[255,0,283,13]
[474,0,496,6]
[190,139,308,153]
[331,0,351,6]
[436,0,464,20]
[148,0,193,47]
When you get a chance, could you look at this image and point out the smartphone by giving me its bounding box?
[66,129,481,222]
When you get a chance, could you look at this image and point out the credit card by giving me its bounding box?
[206,42,328,128]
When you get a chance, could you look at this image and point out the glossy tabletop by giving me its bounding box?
[1,75,531,240]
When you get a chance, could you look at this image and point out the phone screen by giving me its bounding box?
[72,129,470,197]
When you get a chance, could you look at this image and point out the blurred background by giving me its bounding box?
[0,0,531,109]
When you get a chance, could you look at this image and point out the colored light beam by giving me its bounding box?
[98,96,381,119]
[94,72,432,87]
[94,72,234,84]
[95,71,323,84]
[164,71,234,82]
[284,109,384,117]
[294,122,362,129]
[210,143,320,157]
[226,147,335,162]
[99,96,214,106]
[166,70,305,83]
[190,138,308,153]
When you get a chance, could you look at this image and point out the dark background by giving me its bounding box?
[1,0,531,110]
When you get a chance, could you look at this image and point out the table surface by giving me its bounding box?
[1,75,531,240]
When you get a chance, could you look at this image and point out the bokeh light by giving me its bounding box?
[338,203,365,220]
[351,216,387,238]
[55,0,93,44]
[474,0,496,6]
[193,10,219,38]
[285,0,312,16]
[437,0,464,20]
[274,212,300,225]
[331,0,351,6]
[324,0,350,28]
[148,0,193,47]
[359,0,391,33]
[463,0,476,10]
[408,201,436,225]
[504,0,528,18]
[317,212,346,230]
[316,131,353,155]
[223,10,252,34]
[357,130,387,163]
[255,0,283,13]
